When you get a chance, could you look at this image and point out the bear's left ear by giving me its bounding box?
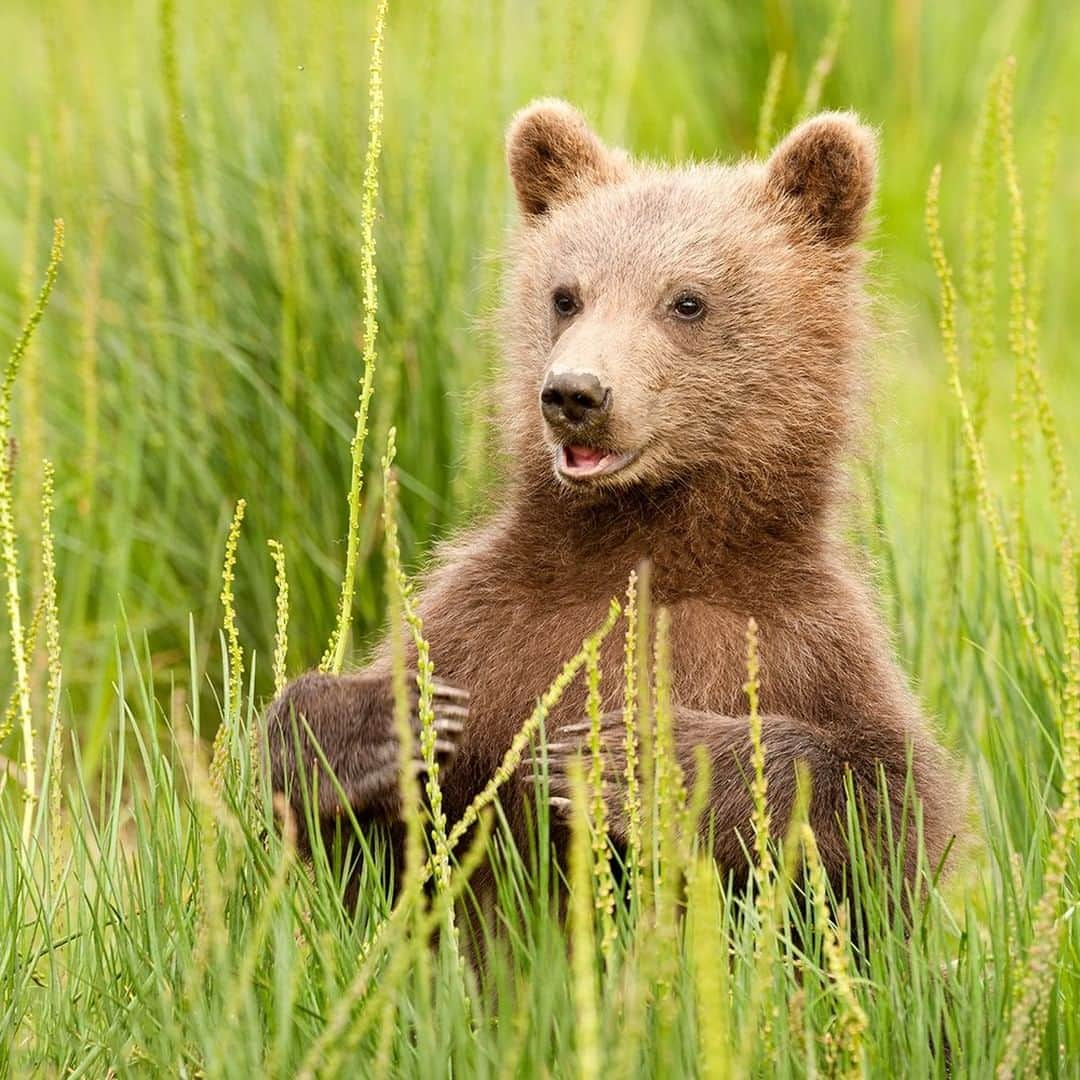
[506,99,629,220]
[763,112,876,245]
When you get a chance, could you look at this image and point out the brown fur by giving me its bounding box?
[506,97,631,218]
[266,101,961,902]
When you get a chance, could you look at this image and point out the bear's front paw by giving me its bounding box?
[265,671,469,820]
[523,712,631,841]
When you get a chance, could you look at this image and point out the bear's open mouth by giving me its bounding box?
[557,444,638,481]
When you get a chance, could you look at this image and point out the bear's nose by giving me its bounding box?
[540,371,612,426]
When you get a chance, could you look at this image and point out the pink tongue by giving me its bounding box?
[567,446,605,468]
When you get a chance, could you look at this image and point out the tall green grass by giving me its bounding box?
[0,0,1078,1074]
[0,0,1076,721]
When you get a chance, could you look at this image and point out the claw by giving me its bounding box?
[558,721,592,736]
[434,702,469,719]
[560,713,623,737]
[549,796,572,815]
[434,738,457,756]
[543,741,575,755]
[432,681,470,702]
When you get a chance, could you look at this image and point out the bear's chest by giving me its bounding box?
[433,590,753,758]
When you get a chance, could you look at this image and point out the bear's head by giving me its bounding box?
[500,99,876,531]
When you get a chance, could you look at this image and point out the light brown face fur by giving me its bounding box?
[503,100,875,508]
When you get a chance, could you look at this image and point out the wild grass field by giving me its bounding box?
[0,0,1078,1075]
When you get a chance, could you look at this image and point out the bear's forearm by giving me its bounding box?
[671,707,936,884]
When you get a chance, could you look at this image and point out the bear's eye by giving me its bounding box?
[672,294,705,321]
[552,289,579,318]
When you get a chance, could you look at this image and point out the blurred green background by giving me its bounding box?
[0,0,1076,742]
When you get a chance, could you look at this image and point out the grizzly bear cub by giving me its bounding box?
[267,100,960,899]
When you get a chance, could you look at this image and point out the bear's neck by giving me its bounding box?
[500,463,836,602]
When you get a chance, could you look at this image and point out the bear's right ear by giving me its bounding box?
[506,99,628,220]
[763,112,876,245]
